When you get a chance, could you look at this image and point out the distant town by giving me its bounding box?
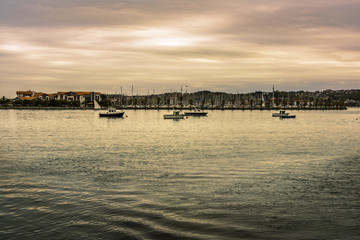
[1,88,360,110]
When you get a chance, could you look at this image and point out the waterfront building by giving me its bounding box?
[15,90,102,104]
[16,90,36,98]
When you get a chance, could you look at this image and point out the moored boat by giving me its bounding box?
[163,110,185,119]
[99,108,125,118]
[184,107,207,116]
[272,110,289,117]
[280,115,296,119]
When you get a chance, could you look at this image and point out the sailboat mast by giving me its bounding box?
[272,85,275,107]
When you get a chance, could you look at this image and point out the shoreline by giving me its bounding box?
[0,106,348,110]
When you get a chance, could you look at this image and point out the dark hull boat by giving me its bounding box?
[99,108,125,118]
[184,108,208,116]
[184,112,207,116]
[280,115,296,119]
[99,112,124,118]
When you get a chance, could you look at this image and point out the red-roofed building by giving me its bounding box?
[16,90,102,103]
[33,92,50,100]
[16,90,36,98]
[14,96,37,101]
[56,92,66,100]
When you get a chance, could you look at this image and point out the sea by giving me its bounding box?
[0,108,359,240]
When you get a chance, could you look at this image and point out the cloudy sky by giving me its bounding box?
[1,0,360,97]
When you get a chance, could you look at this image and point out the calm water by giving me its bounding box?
[1,109,359,240]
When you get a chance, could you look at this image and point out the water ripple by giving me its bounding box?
[1,109,359,239]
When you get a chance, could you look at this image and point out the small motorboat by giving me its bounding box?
[280,115,296,119]
[163,110,185,119]
[272,110,289,117]
[184,107,207,116]
[99,108,125,118]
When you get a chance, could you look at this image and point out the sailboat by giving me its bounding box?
[94,100,101,110]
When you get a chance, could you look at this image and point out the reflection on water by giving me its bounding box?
[1,109,359,239]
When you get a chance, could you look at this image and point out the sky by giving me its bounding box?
[1,0,360,97]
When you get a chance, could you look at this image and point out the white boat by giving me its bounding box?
[99,108,125,118]
[272,110,289,117]
[163,110,185,119]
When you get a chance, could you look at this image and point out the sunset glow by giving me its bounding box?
[0,0,359,97]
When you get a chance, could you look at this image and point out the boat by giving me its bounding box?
[280,115,296,119]
[184,107,208,116]
[163,110,185,119]
[99,108,125,118]
[272,110,289,117]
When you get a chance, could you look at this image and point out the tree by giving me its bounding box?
[59,100,67,107]
[69,100,80,107]
[339,100,345,108]
[13,99,22,106]
[0,96,11,106]
[43,100,50,107]
[49,99,57,107]
[23,99,31,106]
